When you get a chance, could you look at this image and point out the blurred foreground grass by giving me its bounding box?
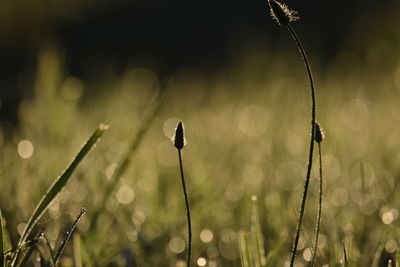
[1,41,400,266]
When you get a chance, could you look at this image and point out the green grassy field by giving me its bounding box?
[1,30,400,266]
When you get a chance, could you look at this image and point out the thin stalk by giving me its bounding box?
[3,237,43,256]
[177,149,192,267]
[15,231,43,267]
[342,241,348,267]
[251,197,266,266]
[0,209,4,267]
[52,208,86,266]
[42,234,56,267]
[311,143,323,266]
[286,24,317,267]
[238,232,252,267]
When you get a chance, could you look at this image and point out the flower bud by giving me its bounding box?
[315,122,325,143]
[172,121,186,150]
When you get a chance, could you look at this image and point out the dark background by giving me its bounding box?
[0,0,398,126]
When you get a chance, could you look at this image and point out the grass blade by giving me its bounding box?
[12,124,108,264]
[53,207,87,265]
[4,236,43,257]
[42,234,55,267]
[0,209,4,267]
[73,234,83,267]
[36,246,48,267]
[238,231,252,267]
[342,241,348,267]
[74,234,93,267]
[311,140,324,266]
[15,231,43,267]
[372,245,384,267]
[89,89,165,232]
[250,196,266,267]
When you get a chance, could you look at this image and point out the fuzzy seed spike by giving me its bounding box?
[268,0,299,26]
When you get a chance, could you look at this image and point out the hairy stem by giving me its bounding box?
[311,143,323,266]
[177,149,192,267]
[286,24,317,267]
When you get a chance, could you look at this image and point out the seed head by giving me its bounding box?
[315,122,325,143]
[268,0,299,26]
[172,121,186,150]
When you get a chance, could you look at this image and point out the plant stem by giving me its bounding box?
[53,208,87,266]
[0,209,4,267]
[342,241,348,267]
[286,24,316,267]
[311,143,323,266]
[177,149,192,267]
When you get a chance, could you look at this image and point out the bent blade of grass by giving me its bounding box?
[13,124,108,264]
[53,207,87,265]
[0,209,4,267]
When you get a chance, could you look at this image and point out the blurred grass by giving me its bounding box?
[1,37,400,266]
[15,124,106,246]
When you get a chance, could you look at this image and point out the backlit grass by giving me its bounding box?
[0,35,400,265]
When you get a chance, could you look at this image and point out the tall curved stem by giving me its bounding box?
[286,24,317,267]
[178,150,192,267]
[311,143,323,266]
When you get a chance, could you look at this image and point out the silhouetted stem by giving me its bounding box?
[177,149,192,267]
[53,208,86,266]
[286,24,316,267]
[311,143,323,266]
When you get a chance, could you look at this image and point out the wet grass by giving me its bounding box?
[0,33,400,265]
